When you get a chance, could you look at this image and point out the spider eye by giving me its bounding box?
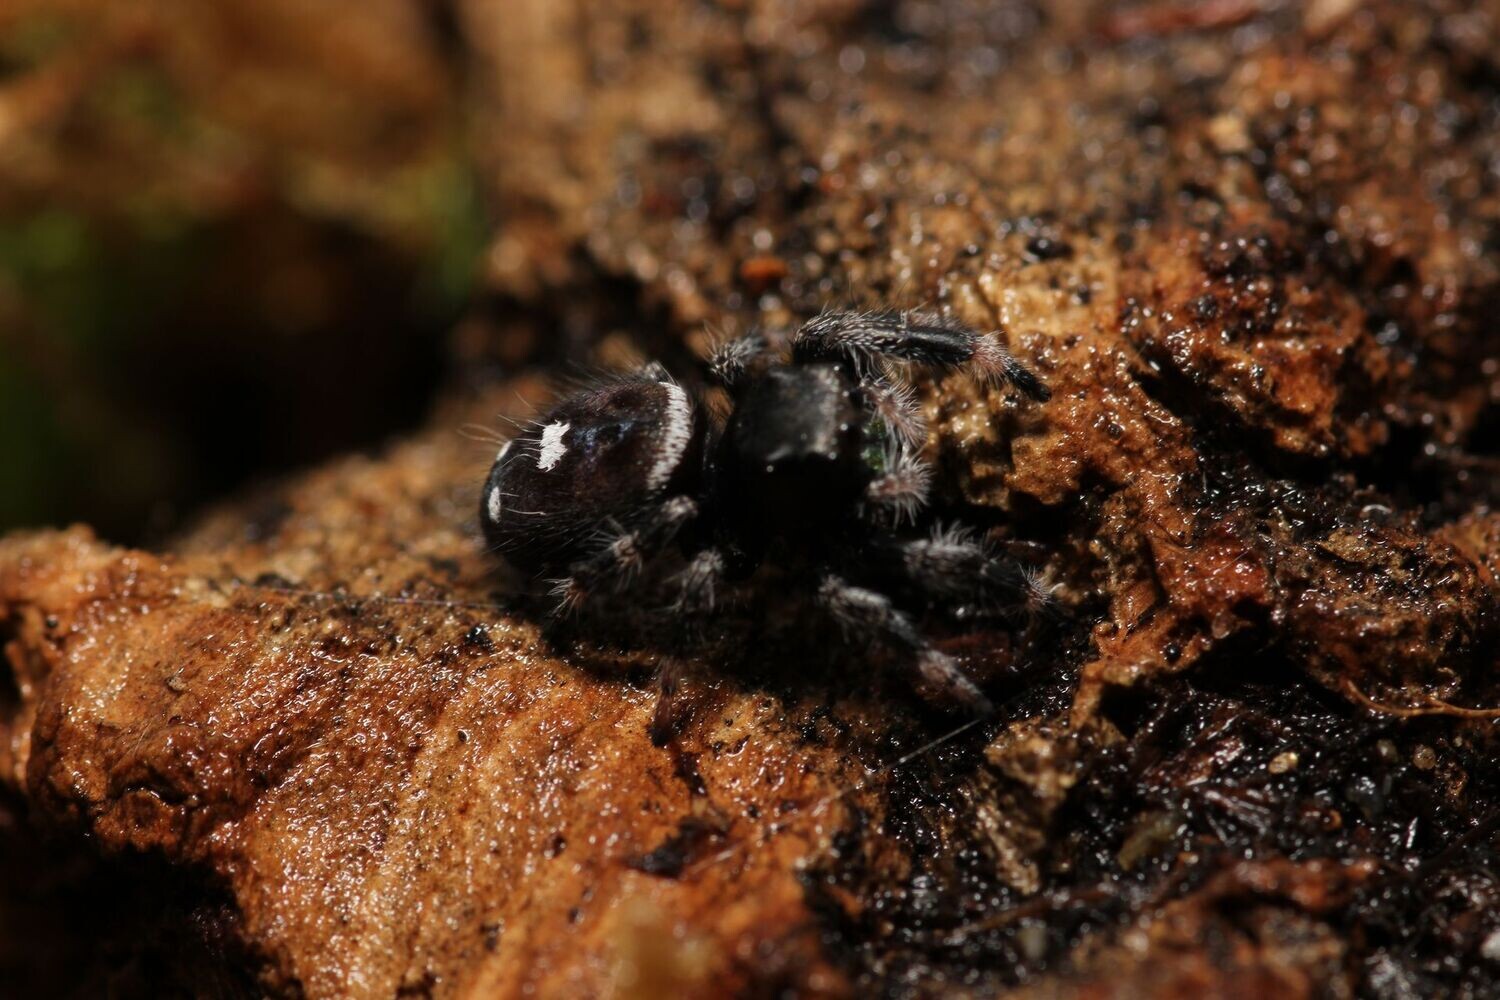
[480,379,702,572]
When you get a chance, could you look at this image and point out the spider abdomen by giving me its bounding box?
[481,378,703,574]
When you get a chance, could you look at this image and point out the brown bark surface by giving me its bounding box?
[4,1,1500,996]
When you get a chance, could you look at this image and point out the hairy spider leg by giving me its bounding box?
[649,654,693,747]
[548,496,700,614]
[858,370,927,448]
[792,308,1051,401]
[864,444,932,525]
[818,574,994,715]
[705,331,775,388]
[667,547,729,613]
[867,524,1057,623]
[639,547,740,746]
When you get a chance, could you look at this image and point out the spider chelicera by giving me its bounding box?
[480,309,1051,733]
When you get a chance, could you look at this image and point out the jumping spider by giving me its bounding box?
[481,309,1050,729]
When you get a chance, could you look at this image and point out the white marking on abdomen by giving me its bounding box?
[537,421,571,471]
[648,383,692,490]
[487,485,503,523]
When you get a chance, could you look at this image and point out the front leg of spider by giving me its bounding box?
[792,307,1052,401]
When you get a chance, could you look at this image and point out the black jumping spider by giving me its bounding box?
[481,309,1050,725]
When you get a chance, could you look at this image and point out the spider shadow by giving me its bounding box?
[523,571,1072,756]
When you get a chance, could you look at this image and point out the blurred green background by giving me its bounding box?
[0,1,487,541]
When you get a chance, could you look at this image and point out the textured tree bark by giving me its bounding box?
[4,1,1500,996]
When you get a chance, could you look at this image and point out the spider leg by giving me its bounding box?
[668,547,729,613]
[548,496,698,614]
[649,654,692,748]
[706,331,772,387]
[865,446,932,525]
[818,574,993,715]
[792,308,1050,401]
[872,524,1056,622]
[860,370,927,448]
[645,547,736,746]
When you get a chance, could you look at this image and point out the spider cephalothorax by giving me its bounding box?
[481,309,1050,722]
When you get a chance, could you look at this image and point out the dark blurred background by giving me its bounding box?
[0,0,486,542]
